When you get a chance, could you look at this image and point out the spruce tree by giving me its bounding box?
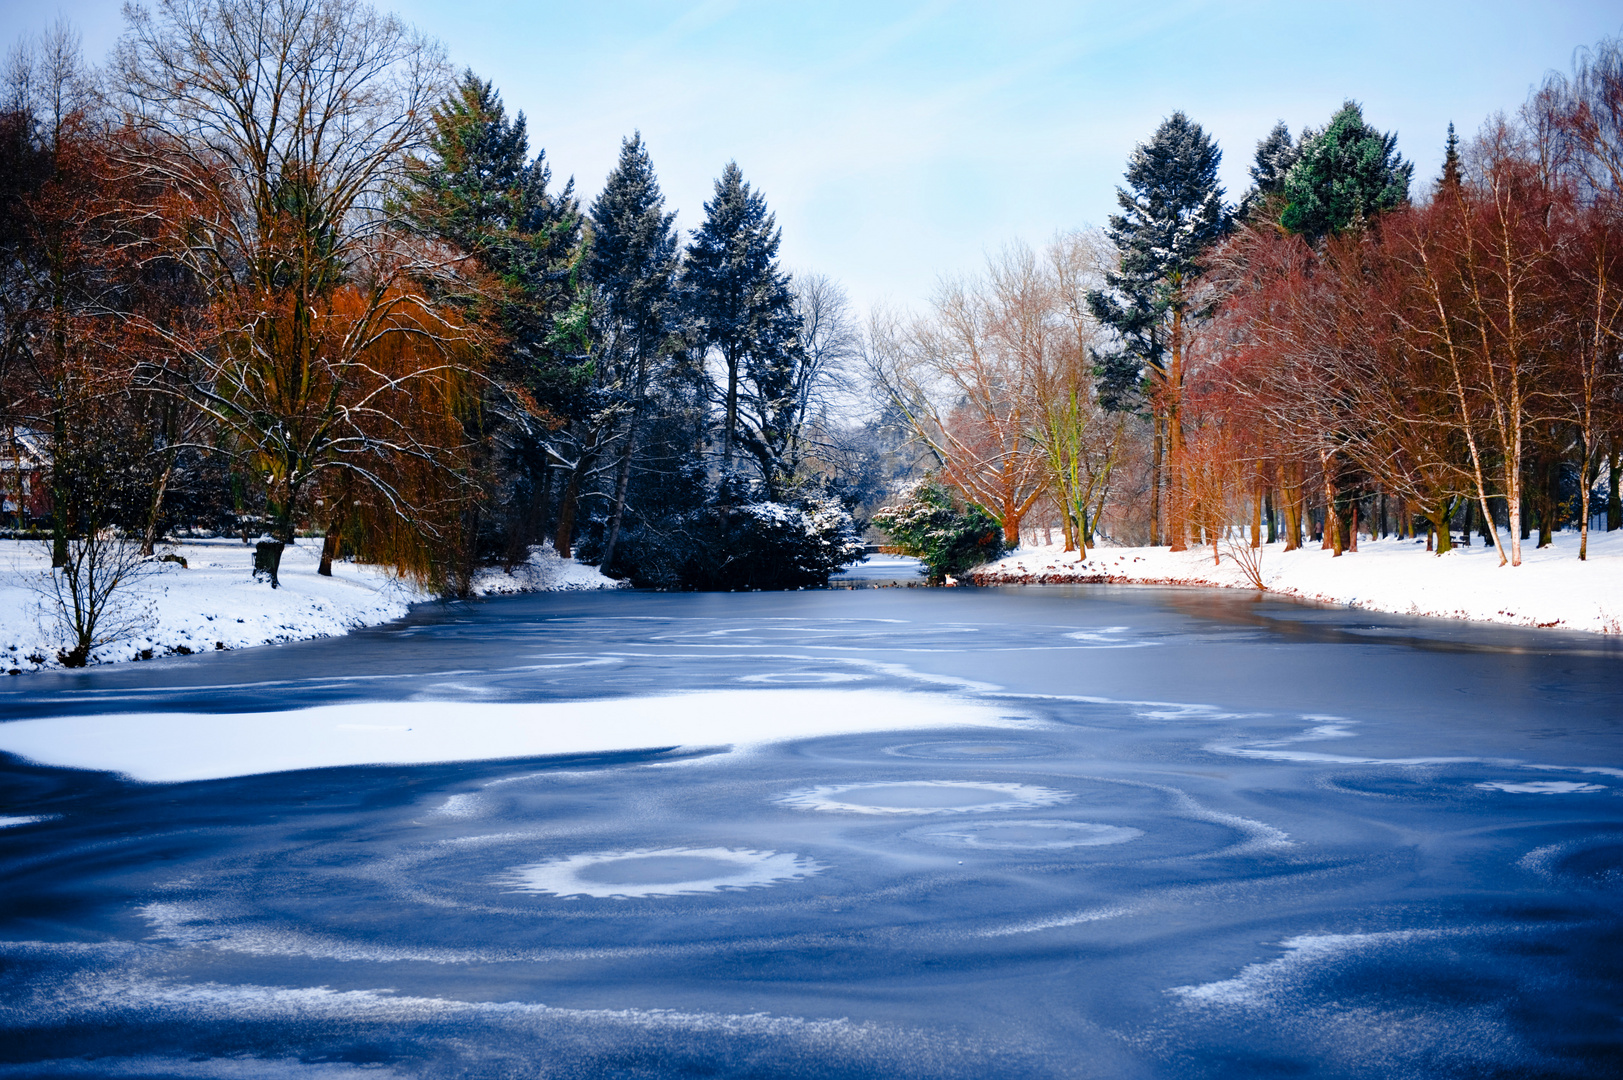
[1437,122,1463,193]
[400,71,582,397]
[1237,120,1301,221]
[398,71,584,568]
[684,162,799,489]
[1085,112,1227,547]
[1278,101,1412,241]
[587,133,683,570]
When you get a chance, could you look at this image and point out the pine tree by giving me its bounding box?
[683,162,799,488]
[587,133,683,571]
[1085,112,1227,547]
[1278,101,1413,241]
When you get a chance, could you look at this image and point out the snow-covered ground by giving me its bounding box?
[470,542,630,595]
[0,538,624,674]
[969,528,1623,634]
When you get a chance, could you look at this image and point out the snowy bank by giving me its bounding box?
[471,542,631,595]
[968,529,1623,634]
[0,538,624,674]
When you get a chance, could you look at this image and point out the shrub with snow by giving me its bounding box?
[873,481,1007,585]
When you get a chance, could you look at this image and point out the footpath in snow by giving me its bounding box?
[969,529,1623,635]
[0,538,624,674]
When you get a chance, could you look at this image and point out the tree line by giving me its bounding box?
[10,1,1620,624]
[874,35,1623,572]
[1,0,879,610]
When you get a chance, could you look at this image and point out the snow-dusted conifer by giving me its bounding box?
[1238,120,1301,220]
[683,163,800,486]
[1085,112,1227,547]
[588,133,683,571]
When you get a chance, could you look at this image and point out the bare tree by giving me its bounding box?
[1040,231,1127,555]
[867,251,1049,546]
[114,0,473,586]
[1538,37,1623,559]
[779,272,862,484]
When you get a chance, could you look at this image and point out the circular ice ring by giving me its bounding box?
[777,780,1073,815]
[505,847,820,899]
[911,819,1143,850]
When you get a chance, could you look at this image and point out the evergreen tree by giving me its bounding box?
[1278,101,1413,241]
[1237,120,1301,220]
[683,162,800,488]
[398,71,584,573]
[1437,121,1463,193]
[586,132,684,571]
[401,71,582,397]
[1085,112,1227,547]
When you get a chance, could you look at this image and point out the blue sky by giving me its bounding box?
[6,1,1622,313]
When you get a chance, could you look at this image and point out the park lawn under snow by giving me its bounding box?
[0,537,624,674]
[969,528,1623,634]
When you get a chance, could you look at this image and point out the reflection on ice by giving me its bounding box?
[1476,781,1607,794]
[507,847,820,899]
[880,738,1063,760]
[913,819,1143,850]
[777,780,1072,815]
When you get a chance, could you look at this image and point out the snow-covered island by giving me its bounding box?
[0,538,624,674]
[969,529,1623,635]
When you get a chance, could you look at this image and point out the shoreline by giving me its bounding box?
[0,538,624,675]
[968,531,1623,635]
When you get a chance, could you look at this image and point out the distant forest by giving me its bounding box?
[4,0,1622,599]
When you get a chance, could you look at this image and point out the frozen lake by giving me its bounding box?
[1,582,1621,1078]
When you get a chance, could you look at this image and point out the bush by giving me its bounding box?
[580,475,864,591]
[872,481,1006,584]
[688,495,865,591]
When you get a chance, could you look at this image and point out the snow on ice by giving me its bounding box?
[0,689,1029,782]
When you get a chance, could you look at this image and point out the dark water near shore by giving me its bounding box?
[1,582,1621,1078]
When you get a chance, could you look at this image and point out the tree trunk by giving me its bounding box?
[600,434,636,574]
[554,467,582,560]
[722,348,739,476]
[1537,458,1557,549]
[1167,409,1187,552]
[1607,442,1621,531]
[318,519,341,576]
[1149,417,1163,546]
[141,453,178,557]
[50,409,68,568]
[1251,479,1263,549]
[1282,466,1303,551]
[1321,451,1342,556]
[1431,500,1453,555]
